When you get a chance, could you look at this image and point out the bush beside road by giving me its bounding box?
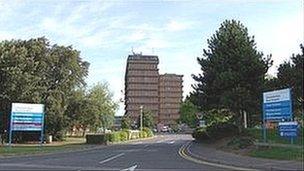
[86,128,154,144]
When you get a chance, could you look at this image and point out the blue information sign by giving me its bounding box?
[263,88,292,121]
[278,122,298,137]
[9,103,45,145]
[11,112,44,131]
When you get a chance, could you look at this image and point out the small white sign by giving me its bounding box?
[12,103,44,113]
[278,121,298,126]
[263,88,290,103]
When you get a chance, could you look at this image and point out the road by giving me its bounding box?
[0,134,227,171]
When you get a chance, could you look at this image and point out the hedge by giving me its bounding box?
[86,128,153,144]
[86,134,110,144]
[139,131,147,138]
[143,127,153,137]
[192,122,238,141]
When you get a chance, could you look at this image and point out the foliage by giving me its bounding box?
[262,45,303,119]
[206,122,239,139]
[88,83,118,132]
[130,131,140,139]
[121,114,132,129]
[119,131,128,141]
[137,109,155,129]
[192,127,210,141]
[227,136,254,149]
[276,44,303,118]
[143,127,153,137]
[109,132,121,142]
[191,20,272,129]
[179,100,199,128]
[192,122,238,141]
[204,109,235,126]
[86,134,109,144]
[0,37,89,140]
[139,131,148,138]
[85,129,152,144]
[66,83,118,136]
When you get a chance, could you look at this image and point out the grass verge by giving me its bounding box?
[0,144,90,156]
[249,146,303,161]
[0,137,89,156]
[247,128,303,145]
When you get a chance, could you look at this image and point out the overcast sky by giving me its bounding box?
[0,0,302,116]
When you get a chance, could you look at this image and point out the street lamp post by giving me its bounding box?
[140,105,143,132]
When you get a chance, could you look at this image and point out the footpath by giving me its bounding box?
[186,141,303,171]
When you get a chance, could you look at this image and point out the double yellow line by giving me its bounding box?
[178,142,258,171]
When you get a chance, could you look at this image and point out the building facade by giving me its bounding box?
[158,74,183,125]
[124,54,160,121]
[124,54,183,126]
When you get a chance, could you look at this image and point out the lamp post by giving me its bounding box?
[140,105,143,132]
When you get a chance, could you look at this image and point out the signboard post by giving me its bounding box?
[9,103,45,146]
[262,88,292,142]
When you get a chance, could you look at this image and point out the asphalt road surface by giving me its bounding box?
[0,134,228,171]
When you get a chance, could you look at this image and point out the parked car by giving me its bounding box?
[161,126,169,132]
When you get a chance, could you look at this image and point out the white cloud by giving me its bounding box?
[166,20,191,31]
[252,12,303,74]
[129,30,147,42]
[0,31,14,40]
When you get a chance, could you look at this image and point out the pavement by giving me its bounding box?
[0,134,302,171]
[186,141,303,171]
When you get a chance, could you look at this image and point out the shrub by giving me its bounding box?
[192,127,210,141]
[130,131,140,139]
[143,127,153,137]
[122,129,131,140]
[192,122,238,141]
[139,131,147,138]
[109,132,121,142]
[206,122,238,139]
[227,136,255,149]
[86,134,109,144]
[119,131,128,141]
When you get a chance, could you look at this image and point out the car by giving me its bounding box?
[161,126,169,132]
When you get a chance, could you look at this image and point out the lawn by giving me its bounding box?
[249,146,303,161]
[0,144,86,156]
[247,127,303,145]
[0,137,89,156]
[245,128,303,160]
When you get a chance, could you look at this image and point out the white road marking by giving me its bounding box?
[156,140,164,143]
[99,153,125,164]
[168,141,175,144]
[144,144,149,148]
[121,164,138,171]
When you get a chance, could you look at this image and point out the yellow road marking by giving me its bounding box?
[178,142,259,171]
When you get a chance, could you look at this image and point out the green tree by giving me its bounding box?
[179,100,198,128]
[66,82,118,136]
[276,44,303,118]
[191,20,272,129]
[87,83,118,133]
[138,110,155,129]
[121,114,132,129]
[0,37,89,140]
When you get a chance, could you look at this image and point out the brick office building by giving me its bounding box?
[124,54,160,121]
[124,54,183,126]
[158,74,183,125]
